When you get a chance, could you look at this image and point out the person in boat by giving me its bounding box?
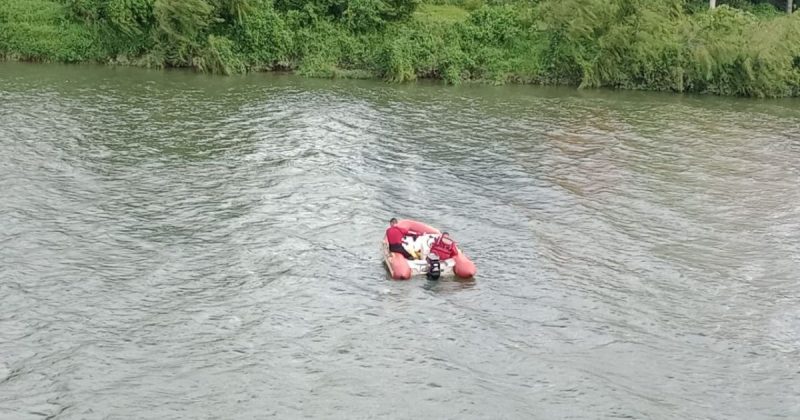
[429,232,458,260]
[386,218,416,259]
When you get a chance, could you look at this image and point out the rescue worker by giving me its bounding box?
[386,218,415,259]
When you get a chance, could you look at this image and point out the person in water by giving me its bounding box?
[429,232,458,260]
[386,218,415,259]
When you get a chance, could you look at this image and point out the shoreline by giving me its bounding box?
[2,2,800,99]
[5,59,797,108]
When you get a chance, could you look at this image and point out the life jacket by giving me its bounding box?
[430,235,456,260]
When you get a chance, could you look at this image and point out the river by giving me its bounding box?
[1,62,799,419]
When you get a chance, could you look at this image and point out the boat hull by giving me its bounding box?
[382,219,476,280]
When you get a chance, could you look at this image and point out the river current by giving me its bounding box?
[1,62,799,419]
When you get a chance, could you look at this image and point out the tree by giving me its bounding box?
[710,0,716,8]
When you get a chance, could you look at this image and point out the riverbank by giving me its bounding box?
[2,0,800,97]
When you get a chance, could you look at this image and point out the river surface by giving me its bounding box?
[1,62,799,419]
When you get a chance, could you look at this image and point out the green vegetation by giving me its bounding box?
[2,0,800,97]
[413,4,470,24]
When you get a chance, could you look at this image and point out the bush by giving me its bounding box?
[230,3,294,70]
[0,0,102,61]
[3,0,800,97]
[275,0,419,31]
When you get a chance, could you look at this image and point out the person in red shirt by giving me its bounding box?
[386,218,414,259]
[429,232,458,260]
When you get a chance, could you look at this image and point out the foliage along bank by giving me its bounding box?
[2,0,800,97]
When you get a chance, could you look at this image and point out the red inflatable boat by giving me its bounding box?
[382,219,477,280]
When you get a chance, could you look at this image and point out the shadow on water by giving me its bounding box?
[421,278,477,294]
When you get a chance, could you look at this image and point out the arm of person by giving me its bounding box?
[402,227,419,239]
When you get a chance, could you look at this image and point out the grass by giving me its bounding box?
[0,0,100,62]
[413,4,470,24]
[3,0,800,97]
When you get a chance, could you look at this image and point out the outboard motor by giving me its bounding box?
[426,253,441,280]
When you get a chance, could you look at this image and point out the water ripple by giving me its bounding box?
[1,63,800,419]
